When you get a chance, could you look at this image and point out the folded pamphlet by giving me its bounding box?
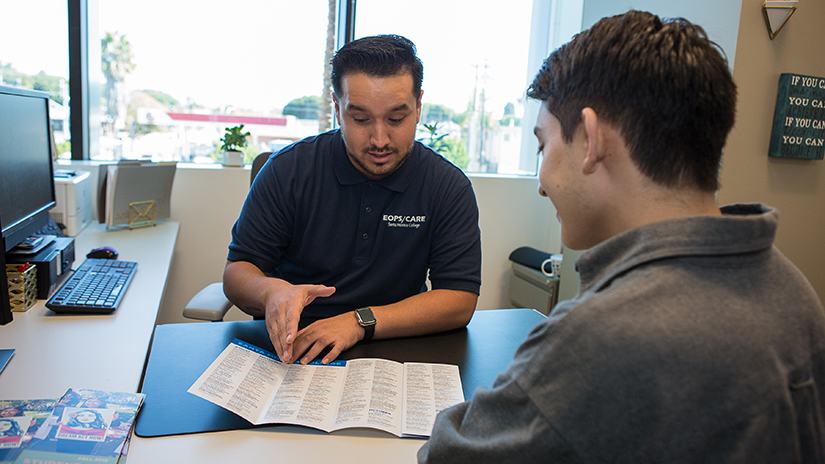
[188,339,465,437]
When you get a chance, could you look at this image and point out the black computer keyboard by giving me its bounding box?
[46,258,137,314]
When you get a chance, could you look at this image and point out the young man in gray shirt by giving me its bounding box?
[419,10,825,463]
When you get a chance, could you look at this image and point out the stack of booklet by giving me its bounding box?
[0,388,145,464]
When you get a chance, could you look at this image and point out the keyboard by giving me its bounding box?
[46,258,137,314]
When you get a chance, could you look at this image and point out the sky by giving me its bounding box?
[1,0,533,117]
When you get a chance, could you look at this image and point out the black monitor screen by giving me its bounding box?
[0,85,56,252]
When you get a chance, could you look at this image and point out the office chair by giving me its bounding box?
[182,152,273,321]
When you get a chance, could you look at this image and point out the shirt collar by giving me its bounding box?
[576,203,777,295]
[332,129,419,193]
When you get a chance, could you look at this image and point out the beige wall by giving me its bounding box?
[718,0,825,303]
[59,163,560,325]
[157,169,557,325]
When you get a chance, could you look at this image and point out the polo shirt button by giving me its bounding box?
[365,207,372,213]
[362,233,368,240]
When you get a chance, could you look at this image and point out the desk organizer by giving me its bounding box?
[5,263,37,311]
[128,200,157,229]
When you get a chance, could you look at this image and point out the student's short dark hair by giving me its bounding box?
[527,10,737,192]
[331,34,423,100]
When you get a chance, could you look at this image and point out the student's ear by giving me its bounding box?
[581,107,603,174]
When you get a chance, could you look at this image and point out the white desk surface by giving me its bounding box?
[1,221,428,463]
[0,221,179,399]
[129,425,426,463]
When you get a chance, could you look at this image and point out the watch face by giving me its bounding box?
[356,307,376,325]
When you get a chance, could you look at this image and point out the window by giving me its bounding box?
[354,0,549,175]
[97,0,332,163]
[0,0,70,159]
[3,0,584,172]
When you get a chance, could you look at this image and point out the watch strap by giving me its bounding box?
[361,320,375,341]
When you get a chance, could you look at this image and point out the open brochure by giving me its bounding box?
[188,339,465,437]
[12,388,145,464]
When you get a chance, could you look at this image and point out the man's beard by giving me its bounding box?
[346,144,412,180]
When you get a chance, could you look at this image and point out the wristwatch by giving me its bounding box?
[354,307,376,342]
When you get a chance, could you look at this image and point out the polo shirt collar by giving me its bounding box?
[332,129,418,193]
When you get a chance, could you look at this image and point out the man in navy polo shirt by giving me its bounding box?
[224,35,482,366]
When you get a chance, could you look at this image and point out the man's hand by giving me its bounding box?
[225,260,478,365]
[264,284,336,364]
[291,312,364,365]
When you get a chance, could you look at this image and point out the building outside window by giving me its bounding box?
[355,0,535,175]
[97,0,330,164]
[0,0,71,159]
[1,0,583,176]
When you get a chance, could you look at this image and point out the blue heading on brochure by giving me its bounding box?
[231,339,346,367]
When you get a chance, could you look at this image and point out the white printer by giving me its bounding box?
[51,170,92,236]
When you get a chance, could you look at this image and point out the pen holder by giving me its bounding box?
[5,263,37,312]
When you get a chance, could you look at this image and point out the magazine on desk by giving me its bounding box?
[188,339,465,437]
[11,388,145,464]
[0,398,58,464]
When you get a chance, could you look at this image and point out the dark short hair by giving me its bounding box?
[527,10,737,192]
[331,34,423,100]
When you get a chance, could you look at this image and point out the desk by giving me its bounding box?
[0,222,179,399]
[1,226,546,463]
[129,308,546,463]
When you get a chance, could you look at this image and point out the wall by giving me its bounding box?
[157,167,558,324]
[161,166,250,323]
[582,0,743,65]
[717,0,825,303]
[61,158,558,324]
[575,0,825,304]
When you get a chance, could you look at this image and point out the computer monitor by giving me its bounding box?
[0,85,57,325]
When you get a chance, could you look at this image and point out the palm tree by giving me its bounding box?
[319,0,335,132]
[101,32,136,125]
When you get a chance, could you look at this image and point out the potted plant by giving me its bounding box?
[220,125,250,167]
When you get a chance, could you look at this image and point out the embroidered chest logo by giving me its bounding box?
[382,215,427,229]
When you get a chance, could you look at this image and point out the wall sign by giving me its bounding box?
[769,73,825,160]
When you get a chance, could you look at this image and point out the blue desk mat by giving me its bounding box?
[0,349,14,375]
[135,308,546,437]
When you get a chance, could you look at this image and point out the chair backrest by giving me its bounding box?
[251,152,273,185]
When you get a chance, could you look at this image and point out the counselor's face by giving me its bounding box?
[334,72,422,180]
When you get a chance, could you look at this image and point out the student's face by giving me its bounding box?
[535,105,597,250]
[0,420,11,432]
[77,411,97,424]
[334,72,422,180]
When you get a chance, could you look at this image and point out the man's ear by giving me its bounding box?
[332,92,342,125]
[416,90,424,124]
[581,107,603,174]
